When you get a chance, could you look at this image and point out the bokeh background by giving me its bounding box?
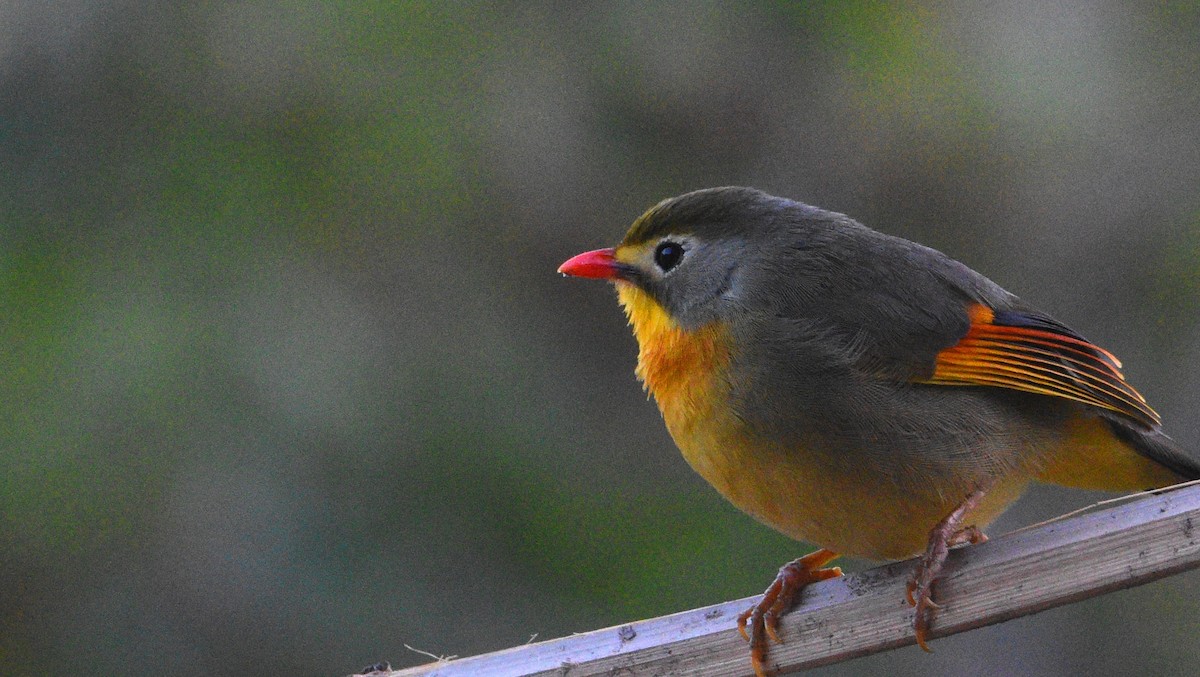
[4,2,1200,676]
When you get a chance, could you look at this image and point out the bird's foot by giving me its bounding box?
[906,488,989,651]
[737,548,842,677]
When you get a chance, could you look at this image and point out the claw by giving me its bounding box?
[738,549,841,677]
[906,487,989,651]
[737,616,751,643]
[913,606,934,652]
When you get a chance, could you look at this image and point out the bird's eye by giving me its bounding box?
[654,241,684,272]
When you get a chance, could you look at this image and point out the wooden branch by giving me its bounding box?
[384,483,1200,677]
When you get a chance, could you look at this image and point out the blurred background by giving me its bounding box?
[3,2,1199,676]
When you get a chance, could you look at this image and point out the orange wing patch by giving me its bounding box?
[924,304,1159,428]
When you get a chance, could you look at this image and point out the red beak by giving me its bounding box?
[558,247,621,280]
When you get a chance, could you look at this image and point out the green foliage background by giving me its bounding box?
[3,3,1200,675]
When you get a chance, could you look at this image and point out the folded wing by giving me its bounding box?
[921,303,1159,429]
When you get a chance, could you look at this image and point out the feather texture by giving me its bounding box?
[925,304,1159,428]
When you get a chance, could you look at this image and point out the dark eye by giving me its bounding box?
[653,241,684,272]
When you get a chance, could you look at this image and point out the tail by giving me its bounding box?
[1105,415,1200,483]
[1036,413,1200,491]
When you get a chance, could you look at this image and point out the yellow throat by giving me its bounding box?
[615,282,731,438]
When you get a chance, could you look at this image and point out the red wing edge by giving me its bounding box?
[921,303,1159,428]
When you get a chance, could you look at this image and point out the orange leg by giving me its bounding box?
[737,548,842,677]
[906,488,989,651]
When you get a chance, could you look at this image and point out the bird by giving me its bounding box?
[557,186,1199,677]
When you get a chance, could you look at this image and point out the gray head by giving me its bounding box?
[591,187,854,329]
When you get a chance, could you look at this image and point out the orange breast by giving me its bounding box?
[618,286,729,416]
[614,282,1024,560]
[615,283,739,479]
